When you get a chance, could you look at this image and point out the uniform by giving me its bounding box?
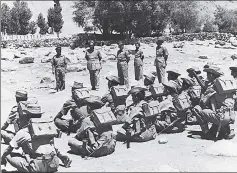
[154,46,168,83]
[85,49,102,90]
[134,49,144,81]
[5,128,60,172]
[117,49,130,88]
[52,55,68,91]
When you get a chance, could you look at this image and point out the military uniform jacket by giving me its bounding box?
[85,49,102,70]
[154,46,168,68]
[117,50,129,63]
[51,55,67,69]
[134,49,144,67]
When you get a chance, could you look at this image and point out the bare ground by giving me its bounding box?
[1,41,237,172]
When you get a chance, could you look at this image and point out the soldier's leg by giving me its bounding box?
[1,130,14,144]
[117,63,124,85]
[139,65,143,81]
[160,66,166,83]
[61,69,66,90]
[55,69,60,91]
[68,138,87,155]
[94,70,100,90]
[121,63,129,88]
[55,148,72,168]
[156,66,162,83]
[6,153,29,172]
[54,118,70,132]
[89,70,96,90]
[134,64,139,81]
[155,120,169,133]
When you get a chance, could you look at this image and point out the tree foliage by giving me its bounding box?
[28,21,37,34]
[1,3,11,34]
[37,13,48,35]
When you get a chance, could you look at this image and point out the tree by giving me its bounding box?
[202,20,218,32]
[47,7,55,34]
[9,1,32,35]
[37,13,48,35]
[28,21,37,34]
[1,3,11,34]
[52,3,64,37]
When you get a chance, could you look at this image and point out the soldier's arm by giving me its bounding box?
[55,100,73,119]
[140,51,144,61]
[98,51,102,61]
[1,121,9,130]
[85,51,89,61]
[1,145,13,165]
[163,47,169,62]
[125,51,130,63]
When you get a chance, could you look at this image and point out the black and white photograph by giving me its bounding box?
[1,0,237,172]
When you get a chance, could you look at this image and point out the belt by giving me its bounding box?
[118,60,127,62]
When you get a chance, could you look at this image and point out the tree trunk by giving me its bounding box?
[57,32,59,38]
[102,20,109,39]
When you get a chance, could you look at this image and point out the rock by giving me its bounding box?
[110,44,118,49]
[215,40,226,46]
[66,65,86,73]
[41,58,51,63]
[231,41,237,47]
[231,54,237,60]
[206,140,237,157]
[40,76,54,84]
[19,57,34,64]
[20,51,27,55]
[158,138,168,144]
[173,42,184,48]
[14,54,21,59]
[198,55,208,59]
[2,66,18,72]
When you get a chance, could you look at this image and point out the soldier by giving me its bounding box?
[54,81,89,133]
[51,46,68,91]
[187,66,204,86]
[117,42,130,88]
[143,73,156,102]
[134,42,144,81]
[1,104,71,172]
[191,66,235,139]
[68,96,116,157]
[117,87,157,143]
[1,90,28,144]
[154,37,169,83]
[155,80,186,133]
[229,66,237,80]
[85,40,102,90]
[167,69,182,93]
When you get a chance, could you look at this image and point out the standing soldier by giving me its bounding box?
[85,40,102,90]
[134,42,144,81]
[154,37,169,83]
[117,42,130,88]
[52,46,68,91]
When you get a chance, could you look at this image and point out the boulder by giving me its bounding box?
[41,58,52,63]
[14,54,21,59]
[20,51,27,55]
[19,57,34,64]
[231,54,237,60]
[66,65,86,73]
[231,41,237,47]
[110,44,118,49]
[45,51,52,56]
[198,55,208,59]
[173,42,184,48]
[40,76,55,84]
[215,40,226,46]
[2,66,18,72]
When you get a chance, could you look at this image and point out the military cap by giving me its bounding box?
[82,96,104,109]
[187,66,201,75]
[55,46,61,50]
[106,75,120,84]
[156,36,165,44]
[203,66,223,76]
[128,86,147,95]
[144,73,156,83]
[167,69,181,76]
[181,78,193,87]
[229,66,237,72]
[162,80,180,94]
[26,103,44,115]
[15,90,28,99]
[71,81,85,90]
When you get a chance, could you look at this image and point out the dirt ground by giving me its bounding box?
[1,41,237,172]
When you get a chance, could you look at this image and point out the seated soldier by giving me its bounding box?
[54,81,89,133]
[167,69,182,94]
[155,81,185,133]
[117,87,157,143]
[1,103,72,172]
[190,66,235,140]
[68,96,116,157]
[143,73,156,102]
[1,90,28,144]
[186,66,204,86]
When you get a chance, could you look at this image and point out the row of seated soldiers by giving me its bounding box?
[1,65,236,172]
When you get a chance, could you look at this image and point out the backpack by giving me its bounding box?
[149,84,166,97]
[188,85,202,100]
[73,88,90,100]
[111,85,128,100]
[29,116,58,140]
[18,101,42,119]
[172,92,192,112]
[214,77,237,94]
[91,106,117,127]
[142,100,160,118]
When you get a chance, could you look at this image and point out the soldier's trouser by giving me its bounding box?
[1,130,15,144]
[156,66,166,83]
[117,62,129,88]
[54,118,79,133]
[155,120,185,133]
[134,64,143,81]
[89,70,100,89]
[55,68,66,91]
[6,153,29,172]
[68,138,88,155]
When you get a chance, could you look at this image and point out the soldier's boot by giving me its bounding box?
[56,150,72,168]
[224,124,235,140]
[200,123,214,139]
